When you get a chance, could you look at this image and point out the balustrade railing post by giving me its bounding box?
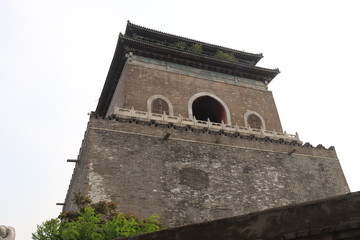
[261,127,265,136]
[235,123,239,133]
[273,129,276,138]
[112,107,301,143]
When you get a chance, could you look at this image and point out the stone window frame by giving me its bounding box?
[188,92,232,124]
[244,110,266,130]
[147,94,174,116]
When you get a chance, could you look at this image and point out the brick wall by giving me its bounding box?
[64,116,349,227]
[107,57,283,131]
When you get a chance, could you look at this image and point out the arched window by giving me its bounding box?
[244,111,266,130]
[152,98,169,115]
[147,95,174,116]
[247,114,262,129]
[188,92,231,124]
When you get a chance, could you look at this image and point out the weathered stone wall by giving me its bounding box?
[107,56,283,131]
[64,116,349,228]
[118,192,360,240]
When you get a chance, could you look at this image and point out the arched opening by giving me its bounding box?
[151,98,169,115]
[247,114,262,129]
[192,96,227,123]
[147,95,174,116]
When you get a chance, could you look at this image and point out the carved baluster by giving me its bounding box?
[0,226,15,240]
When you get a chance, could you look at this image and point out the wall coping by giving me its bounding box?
[117,192,360,240]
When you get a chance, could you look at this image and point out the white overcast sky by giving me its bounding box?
[1,0,360,239]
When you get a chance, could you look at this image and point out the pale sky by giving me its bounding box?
[1,0,360,239]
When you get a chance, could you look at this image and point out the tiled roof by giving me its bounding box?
[125,21,264,64]
[96,22,280,117]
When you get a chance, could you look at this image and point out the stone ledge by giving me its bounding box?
[90,112,336,154]
[110,107,301,143]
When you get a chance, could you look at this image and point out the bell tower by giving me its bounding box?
[63,21,349,228]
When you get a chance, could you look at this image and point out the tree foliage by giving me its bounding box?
[173,41,187,50]
[189,43,203,54]
[172,42,203,54]
[32,194,161,240]
[215,50,237,61]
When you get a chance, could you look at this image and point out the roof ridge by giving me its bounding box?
[121,35,279,74]
[126,21,263,60]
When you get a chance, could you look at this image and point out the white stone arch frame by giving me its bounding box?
[244,110,266,130]
[147,95,174,116]
[188,92,231,124]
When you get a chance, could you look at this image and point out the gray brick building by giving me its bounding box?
[63,21,349,228]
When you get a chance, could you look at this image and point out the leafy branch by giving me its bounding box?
[32,194,161,240]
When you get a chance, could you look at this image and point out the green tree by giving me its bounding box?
[32,194,161,240]
[32,219,62,240]
[61,208,103,240]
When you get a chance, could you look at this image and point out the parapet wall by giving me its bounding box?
[118,192,360,240]
[99,110,336,158]
[113,107,300,143]
[64,114,349,228]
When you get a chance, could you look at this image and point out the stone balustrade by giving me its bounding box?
[113,107,301,143]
